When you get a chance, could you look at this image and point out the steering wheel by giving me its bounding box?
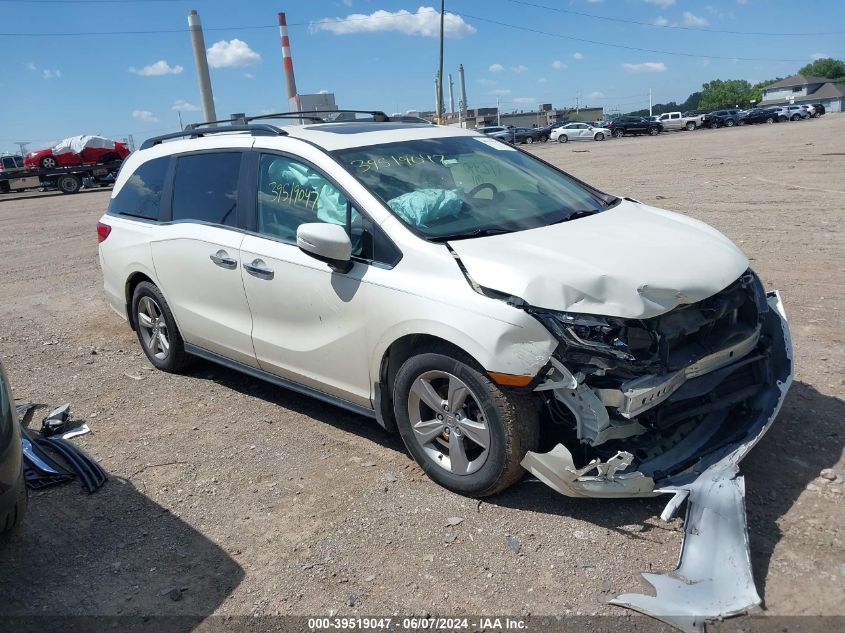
[467,182,499,199]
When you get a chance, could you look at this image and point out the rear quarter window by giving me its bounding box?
[171,152,241,227]
[109,156,169,220]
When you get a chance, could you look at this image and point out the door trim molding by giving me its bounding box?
[184,342,377,420]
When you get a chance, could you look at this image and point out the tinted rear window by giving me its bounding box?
[109,155,169,220]
[172,152,241,227]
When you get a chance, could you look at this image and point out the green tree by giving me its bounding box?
[698,79,755,110]
[748,78,783,105]
[797,57,845,79]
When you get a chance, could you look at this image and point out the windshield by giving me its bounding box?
[333,136,610,240]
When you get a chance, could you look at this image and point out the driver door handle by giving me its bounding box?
[209,249,237,269]
[244,258,274,280]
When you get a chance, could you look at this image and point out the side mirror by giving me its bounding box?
[296,223,353,273]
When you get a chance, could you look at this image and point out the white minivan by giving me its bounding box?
[98,112,792,503]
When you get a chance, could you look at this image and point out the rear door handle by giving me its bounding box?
[244,258,274,280]
[210,249,237,269]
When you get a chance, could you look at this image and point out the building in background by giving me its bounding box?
[441,105,604,128]
[758,75,844,112]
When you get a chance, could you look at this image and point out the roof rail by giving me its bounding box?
[139,123,286,150]
[247,109,390,124]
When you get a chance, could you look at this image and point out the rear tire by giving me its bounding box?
[393,351,539,497]
[57,174,81,194]
[766,117,774,124]
[524,136,534,144]
[791,115,800,121]
[725,119,735,127]
[131,282,192,373]
[540,135,548,143]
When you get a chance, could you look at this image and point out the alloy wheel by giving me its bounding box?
[407,370,490,476]
[137,296,170,361]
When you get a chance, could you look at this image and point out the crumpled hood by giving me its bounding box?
[448,200,748,318]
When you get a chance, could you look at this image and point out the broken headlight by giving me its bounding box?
[532,311,656,363]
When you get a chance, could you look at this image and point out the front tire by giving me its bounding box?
[393,351,539,497]
[766,117,774,124]
[131,282,191,373]
[558,134,568,143]
[613,129,624,138]
[685,122,696,131]
[524,136,534,144]
[649,127,659,135]
[40,156,57,169]
[594,132,605,141]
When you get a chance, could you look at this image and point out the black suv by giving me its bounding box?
[606,117,662,137]
[0,360,26,536]
[738,108,779,125]
[702,109,742,128]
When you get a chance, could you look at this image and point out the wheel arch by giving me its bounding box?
[125,270,156,330]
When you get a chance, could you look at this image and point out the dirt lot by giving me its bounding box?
[0,115,842,628]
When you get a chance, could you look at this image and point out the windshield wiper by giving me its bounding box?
[547,209,601,225]
[430,227,515,242]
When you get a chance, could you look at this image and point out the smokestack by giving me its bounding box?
[188,10,217,125]
[448,73,454,115]
[458,63,468,117]
[278,12,300,111]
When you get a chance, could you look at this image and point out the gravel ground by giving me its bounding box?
[0,115,842,628]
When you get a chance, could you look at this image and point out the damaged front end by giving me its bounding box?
[519,271,793,631]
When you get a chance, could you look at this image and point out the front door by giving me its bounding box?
[240,152,372,405]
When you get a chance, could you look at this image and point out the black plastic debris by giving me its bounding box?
[33,436,107,494]
[40,403,72,437]
[21,433,75,490]
[15,402,40,427]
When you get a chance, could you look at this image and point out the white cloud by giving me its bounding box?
[244,72,254,79]
[736,0,749,4]
[682,12,709,27]
[622,62,667,73]
[172,100,200,112]
[644,0,675,7]
[551,60,568,70]
[489,63,504,73]
[42,69,61,80]
[513,97,535,104]
[487,89,511,96]
[25,62,36,71]
[511,64,528,73]
[572,52,584,60]
[310,7,476,38]
[132,110,159,123]
[587,91,605,100]
[129,60,183,76]
[811,53,828,60]
[207,39,261,68]
[653,16,670,26]
[477,78,497,86]
[587,0,604,3]
[538,77,547,83]
[342,0,353,5]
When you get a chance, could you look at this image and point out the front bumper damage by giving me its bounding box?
[521,291,793,632]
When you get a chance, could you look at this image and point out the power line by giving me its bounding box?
[501,0,845,37]
[0,6,832,63]
[452,11,817,63]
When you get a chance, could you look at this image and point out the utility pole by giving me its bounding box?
[188,10,217,125]
[437,0,445,123]
[177,111,184,130]
[448,73,455,115]
[497,97,501,125]
[649,88,653,117]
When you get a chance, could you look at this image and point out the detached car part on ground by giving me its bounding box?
[98,114,793,631]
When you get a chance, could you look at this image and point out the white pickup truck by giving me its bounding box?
[656,111,705,131]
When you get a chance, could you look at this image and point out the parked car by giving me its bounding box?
[656,111,705,131]
[605,117,662,137]
[98,115,792,506]
[811,103,826,116]
[24,135,131,170]
[763,106,791,122]
[783,105,811,121]
[701,109,742,128]
[473,126,511,143]
[0,359,27,536]
[513,127,547,144]
[550,122,610,142]
[737,108,779,125]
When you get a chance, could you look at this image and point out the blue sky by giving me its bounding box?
[1,0,843,153]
